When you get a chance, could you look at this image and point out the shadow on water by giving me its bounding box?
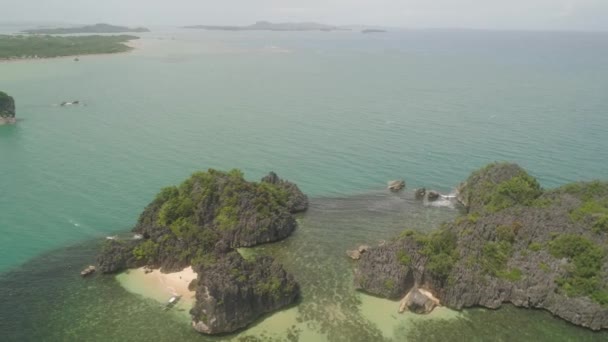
[1,191,607,341]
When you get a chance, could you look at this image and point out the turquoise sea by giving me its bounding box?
[1,28,608,341]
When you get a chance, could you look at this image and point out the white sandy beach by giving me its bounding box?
[116,266,198,307]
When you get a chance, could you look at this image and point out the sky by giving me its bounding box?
[1,0,608,31]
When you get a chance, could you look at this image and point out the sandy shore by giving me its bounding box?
[116,266,198,307]
[0,39,141,64]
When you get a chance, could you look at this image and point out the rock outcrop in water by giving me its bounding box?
[191,252,299,334]
[354,162,608,331]
[388,180,406,192]
[97,169,307,334]
[0,91,16,125]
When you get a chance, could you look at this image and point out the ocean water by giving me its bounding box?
[1,28,608,341]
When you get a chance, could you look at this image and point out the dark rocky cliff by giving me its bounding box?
[191,252,299,334]
[0,91,16,123]
[97,169,307,334]
[354,163,608,331]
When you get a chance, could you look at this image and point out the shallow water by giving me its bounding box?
[2,28,608,340]
[2,193,607,341]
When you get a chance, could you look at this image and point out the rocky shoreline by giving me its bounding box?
[353,163,608,331]
[97,169,308,335]
[0,91,16,125]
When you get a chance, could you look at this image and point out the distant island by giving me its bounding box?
[97,170,308,334]
[0,35,138,60]
[353,162,608,331]
[22,23,150,34]
[184,21,347,32]
[0,91,16,125]
[362,29,387,34]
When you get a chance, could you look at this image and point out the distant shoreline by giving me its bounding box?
[0,38,140,64]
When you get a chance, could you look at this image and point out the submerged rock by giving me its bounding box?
[354,163,608,331]
[426,190,440,202]
[388,180,406,192]
[414,188,426,200]
[0,91,16,124]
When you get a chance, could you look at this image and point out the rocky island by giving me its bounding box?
[0,91,16,125]
[0,35,138,60]
[22,23,150,34]
[97,169,308,334]
[353,162,608,330]
[184,21,344,32]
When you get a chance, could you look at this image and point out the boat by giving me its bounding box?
[164,295,182,310]
[80,265,96,277]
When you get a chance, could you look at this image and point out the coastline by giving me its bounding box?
[116,266,197,308]
[0,39,140,64]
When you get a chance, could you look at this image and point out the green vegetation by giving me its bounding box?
[140,169,292,267]
[548,234,608,305]
[480,223,523,280]
[132,240,159,263]
[384,279,396,291]
[569,199,608,234]
[528,242,543,252]
[397,250,411,266]
[417,229,459,280]
[22,23,149,34]
[0,35,137,59]
[254,274,290,300]
[539,262,551,273]
[560,181,608,201]
[462,163,543,213]
[483,172,542,212]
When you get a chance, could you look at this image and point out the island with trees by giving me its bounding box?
[0,91,16,125]
[0,34,138,60]
[22,23,149,34]
[184,21,345,32]
[97,169,308,335]
[353,162,608,331]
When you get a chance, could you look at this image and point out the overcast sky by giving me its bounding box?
[2,0,608,31]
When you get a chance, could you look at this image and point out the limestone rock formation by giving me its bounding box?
[261,171,309,213]
[97,169,306,334]
[354,163,608,331]
[190,253,299,334]
[0,91,16,124]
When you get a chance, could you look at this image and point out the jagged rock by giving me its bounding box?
[414,188,426,200]
[354,241,417,299]
[354,163,608,331]
[426,191,440,201]
[261,172,309,213]
[347,250,362,260]
[0,91,16,125]
[347,245,371,260]
[191,253,299,334]
[388,180,406,192]
[455,162,541,213]
[97,169,305,334]
[97,239,144,273]
[358,244,370,253]
[399,288,439,314]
